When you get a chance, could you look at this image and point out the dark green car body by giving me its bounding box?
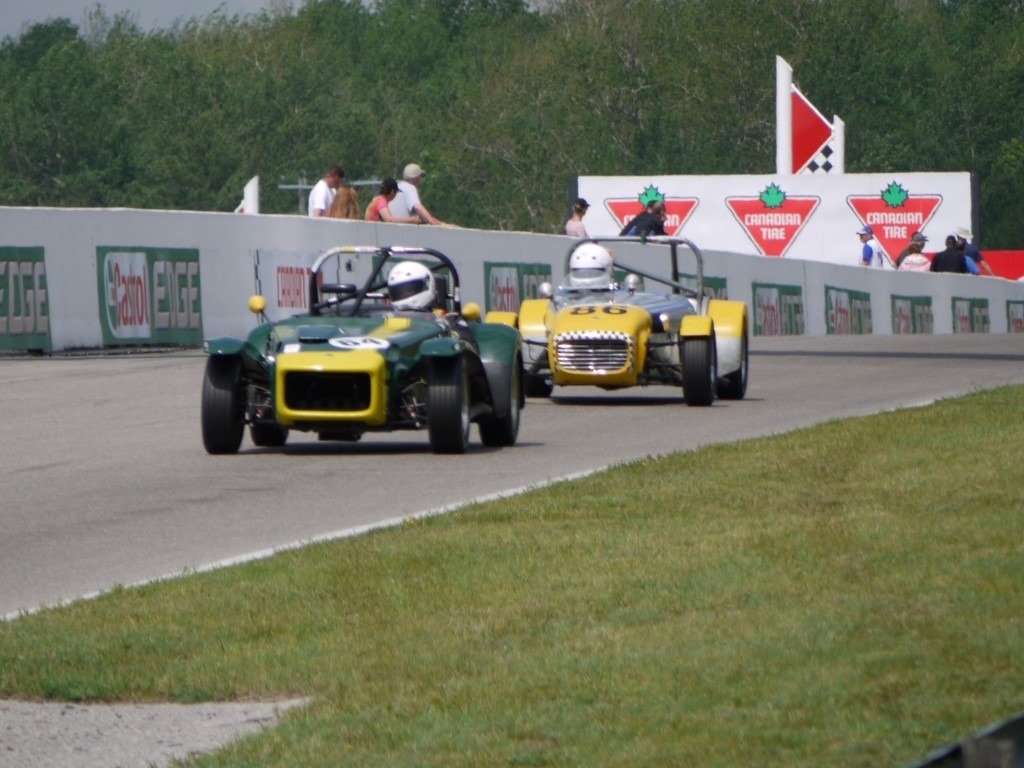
[201,246,524,454]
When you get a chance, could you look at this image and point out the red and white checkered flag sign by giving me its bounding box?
[792,87,833,174]
[777,56,844,176]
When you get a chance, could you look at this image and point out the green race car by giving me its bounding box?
[201,245,524,454]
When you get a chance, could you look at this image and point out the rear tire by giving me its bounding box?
[479,354,522,447]
[202,356,245,454]
[681,336,716,407]
[525,374,553,398]
[428,357,470,454]
[717,327,748,400]
[250,423,288,447]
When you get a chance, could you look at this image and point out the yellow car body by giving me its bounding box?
[491,237,749,406]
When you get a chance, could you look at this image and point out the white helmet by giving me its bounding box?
[568,242,614,289]
[388,260,436,310]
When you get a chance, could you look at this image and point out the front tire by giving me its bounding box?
[428,356,471,454]
[681,336,716,407]
[202,356,245,454]
[479,354,522,447]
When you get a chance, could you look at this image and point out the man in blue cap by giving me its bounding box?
[857,225,886,268]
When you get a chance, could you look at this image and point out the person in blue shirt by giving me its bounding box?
[857,225,887,267]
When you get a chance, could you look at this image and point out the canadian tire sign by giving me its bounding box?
[727,183,819,258]
[847,182,942,264]
[576,172,969,267]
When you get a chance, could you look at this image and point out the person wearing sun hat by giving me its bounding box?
[856,224,887,268]
[954,225,994,276]
[389,162,442,225]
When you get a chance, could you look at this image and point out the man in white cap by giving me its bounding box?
[389,163,441,225]
[955,226,994,276]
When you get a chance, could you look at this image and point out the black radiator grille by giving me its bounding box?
[284,372,372,412]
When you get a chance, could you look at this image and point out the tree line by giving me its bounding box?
[2,0,1022,247]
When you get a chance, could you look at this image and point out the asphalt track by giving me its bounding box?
[3,334,1024,619]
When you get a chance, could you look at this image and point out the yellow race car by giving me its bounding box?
[488,237,748,406]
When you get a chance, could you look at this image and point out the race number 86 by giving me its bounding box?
[570,306,628,315]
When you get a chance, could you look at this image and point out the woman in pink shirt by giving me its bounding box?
[366,178,420,224]
[565,197,590,237]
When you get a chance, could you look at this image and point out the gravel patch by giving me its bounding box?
[0,698,307,767]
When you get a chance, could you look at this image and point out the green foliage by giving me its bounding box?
[0,0,1023,245]
[1,18,80,70]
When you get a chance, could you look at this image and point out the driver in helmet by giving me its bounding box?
[387,259,478,347]
[387,260,437,312]
[566,242,615,290]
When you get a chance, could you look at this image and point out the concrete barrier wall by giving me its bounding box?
[2,206,1022,353]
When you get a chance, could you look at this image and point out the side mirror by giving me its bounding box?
[462,302,482,322]
[248,295,267,315]
[538,281,553,299]
[321,283,357,296]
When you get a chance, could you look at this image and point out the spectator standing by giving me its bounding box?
[390,163,441,225]
[328,183,360,219]
[930,235,972,274]
[896,231,929,268]
[308,165,345,218]
[857,225,888,268]
[619,199,668,237]
[565,197,590,237]
[365,178,420,224]
[897,235,932,272]
[955,226,995,276]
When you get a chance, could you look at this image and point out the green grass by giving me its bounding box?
[3,386,1024,767]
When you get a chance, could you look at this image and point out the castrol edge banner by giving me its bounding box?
[98,246,203,346]
[483,262,552,313]
[0,246,51,352]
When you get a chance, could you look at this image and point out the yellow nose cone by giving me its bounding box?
[248,295,267,314]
